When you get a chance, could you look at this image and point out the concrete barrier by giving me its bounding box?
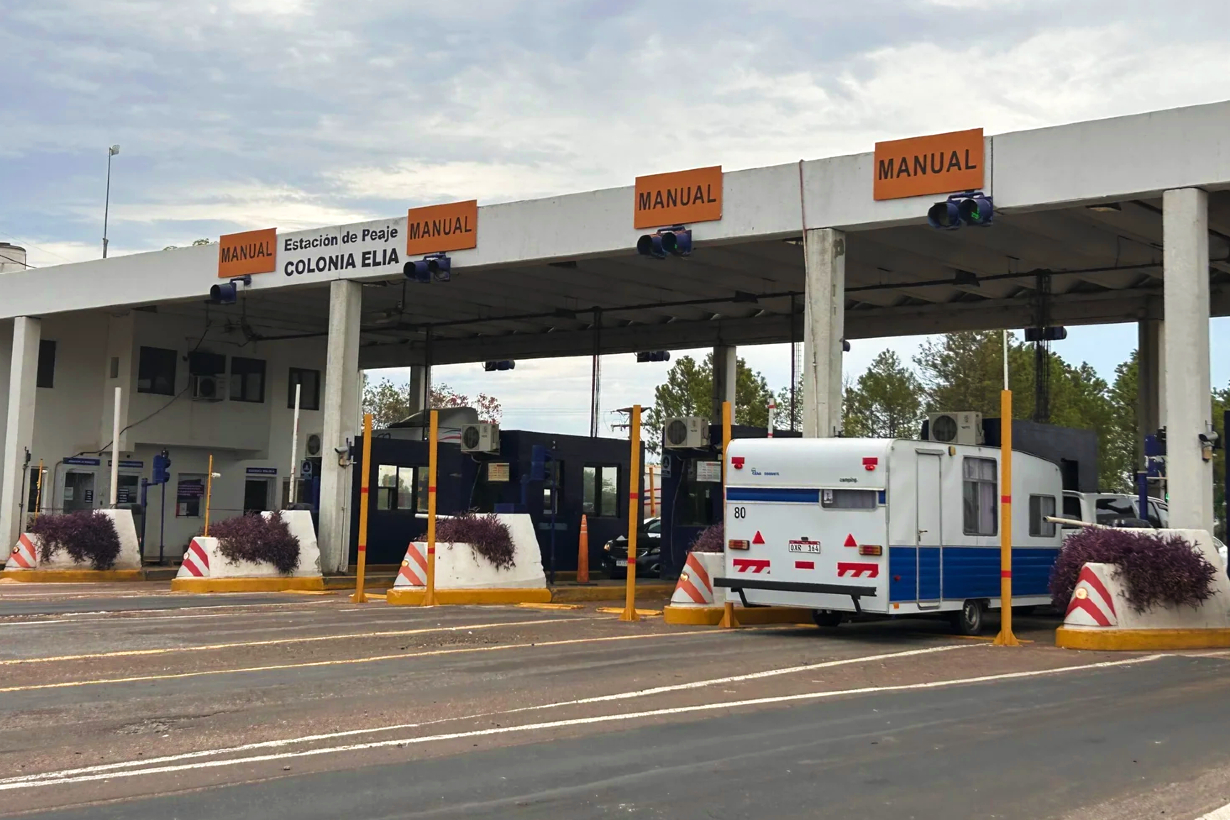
[387,513,551,605]
[1057,528,1230,650]
[663,551,802,625]
[1,510,143,581]
[171,510,324,592]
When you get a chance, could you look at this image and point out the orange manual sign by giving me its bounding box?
[873,128,984,201]
[406,200,478,256]
[634,166,722,229]
[217,228,276,278]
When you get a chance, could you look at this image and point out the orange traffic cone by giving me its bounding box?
[577,514,590,584]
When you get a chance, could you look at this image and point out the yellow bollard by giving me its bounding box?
[33,459,43,524]
[620,405,642,622]
[993,389,1020,646]
[424,409,440,607]
[203,454,214,537]
[719,601,739,629]
[352,413,373,604]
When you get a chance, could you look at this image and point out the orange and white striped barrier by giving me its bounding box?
[394,543,429,589]
[5,533,40,571]
[1063,565,1118,628]
[669,552,719,607]
[179,537,211,578]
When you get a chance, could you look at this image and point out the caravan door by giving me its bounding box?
[915,452,943,605]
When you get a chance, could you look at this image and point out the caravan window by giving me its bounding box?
[1029,495,1057,537]
[962,457,997,536]
[821,489,877,510]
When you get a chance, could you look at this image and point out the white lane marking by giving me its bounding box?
[0,643,968,785]
[0,652,1166,791]
[0,600,342,625]
[0,617,580,665]
[0,629,712,692]
[1199,802,1230,819]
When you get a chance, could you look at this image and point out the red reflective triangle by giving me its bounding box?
[752,531,765,545]
[844,534,858,548]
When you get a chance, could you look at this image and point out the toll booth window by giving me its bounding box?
[1029,495,1057,537]
[138,346,177,395]
[176,475,205,517]
[230,357,266,403]
[583,465,619,518]
[36,340,56,388]
[962,457,997,536]
[287,368,321,410]
[376,465,417,512]
[821,489,877,510]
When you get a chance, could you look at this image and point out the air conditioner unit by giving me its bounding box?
[927,411,983,446]
[460,422,500,454]
[663,416,709,449]
[191,374,224,402]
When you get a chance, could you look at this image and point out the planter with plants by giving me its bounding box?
[208,512,302,576]
[9,509,143,573]
[388,512,548,597]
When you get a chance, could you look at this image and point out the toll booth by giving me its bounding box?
[659,424,801,580]
[348,429,635,576]
[918,417,1100,492]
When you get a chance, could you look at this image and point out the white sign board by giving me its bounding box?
[696,460,722,483]
[266,217,406,287]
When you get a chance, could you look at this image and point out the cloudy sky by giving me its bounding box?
[4,0,1230,435]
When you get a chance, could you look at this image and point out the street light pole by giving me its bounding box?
[102,144,120,258]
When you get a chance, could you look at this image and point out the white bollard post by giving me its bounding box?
[109,386,121,506]
[288,383,302,506]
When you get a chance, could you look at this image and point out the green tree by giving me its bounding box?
[361,376,501,427]
[842,350,924,438]
[644,353,775,452]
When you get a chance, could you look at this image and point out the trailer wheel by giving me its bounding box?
[951,600,985,636]
[812,610,844,628]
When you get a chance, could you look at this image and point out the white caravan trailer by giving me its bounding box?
[716,437,1064,634]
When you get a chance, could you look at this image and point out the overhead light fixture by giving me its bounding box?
[954,270,979,287]
[1086,202,1122,213]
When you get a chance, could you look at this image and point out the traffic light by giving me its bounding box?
[152,450,171,485]
[1023,326,1068,342]
[208,275,250,304]
[404,253,451,283]
[483,360,515,372]
[928,192,994,230]
[636,351,671,363]
[637,225,692,259]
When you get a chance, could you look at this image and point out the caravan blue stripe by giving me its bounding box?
[725,487,819,503]
[888,546,1059,602]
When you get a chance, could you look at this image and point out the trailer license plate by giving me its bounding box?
[615,559,628,567]
[788,541,821,554]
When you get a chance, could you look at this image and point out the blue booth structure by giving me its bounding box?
[348,428,638,579]
[659,424,801,580]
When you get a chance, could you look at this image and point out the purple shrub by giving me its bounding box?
[28,511,121,570]
[436,512,516,571]
[1050,527,1217,614]
[210,513,301,575]
[690,522,724,553]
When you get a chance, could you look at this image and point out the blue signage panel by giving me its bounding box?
[64,457,101,467]
[246,467,279,476]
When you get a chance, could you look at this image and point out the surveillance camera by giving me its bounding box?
[1199,431,1220,445]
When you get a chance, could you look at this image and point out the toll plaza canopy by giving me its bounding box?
[2,100,1229,369]
[2,100,1228,552]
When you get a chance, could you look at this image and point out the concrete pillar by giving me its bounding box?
[318,280,362,573]
[1,317,41,551]
[712,345,737,423]
[802,228,845,437]
[99,312,135,453]
[407,365,430,417]
[1162,188,1213,532]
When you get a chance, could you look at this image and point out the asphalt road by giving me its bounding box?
[2,584,1228,819]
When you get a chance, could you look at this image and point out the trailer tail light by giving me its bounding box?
[858,544,883,556]
[728,539,750,551]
